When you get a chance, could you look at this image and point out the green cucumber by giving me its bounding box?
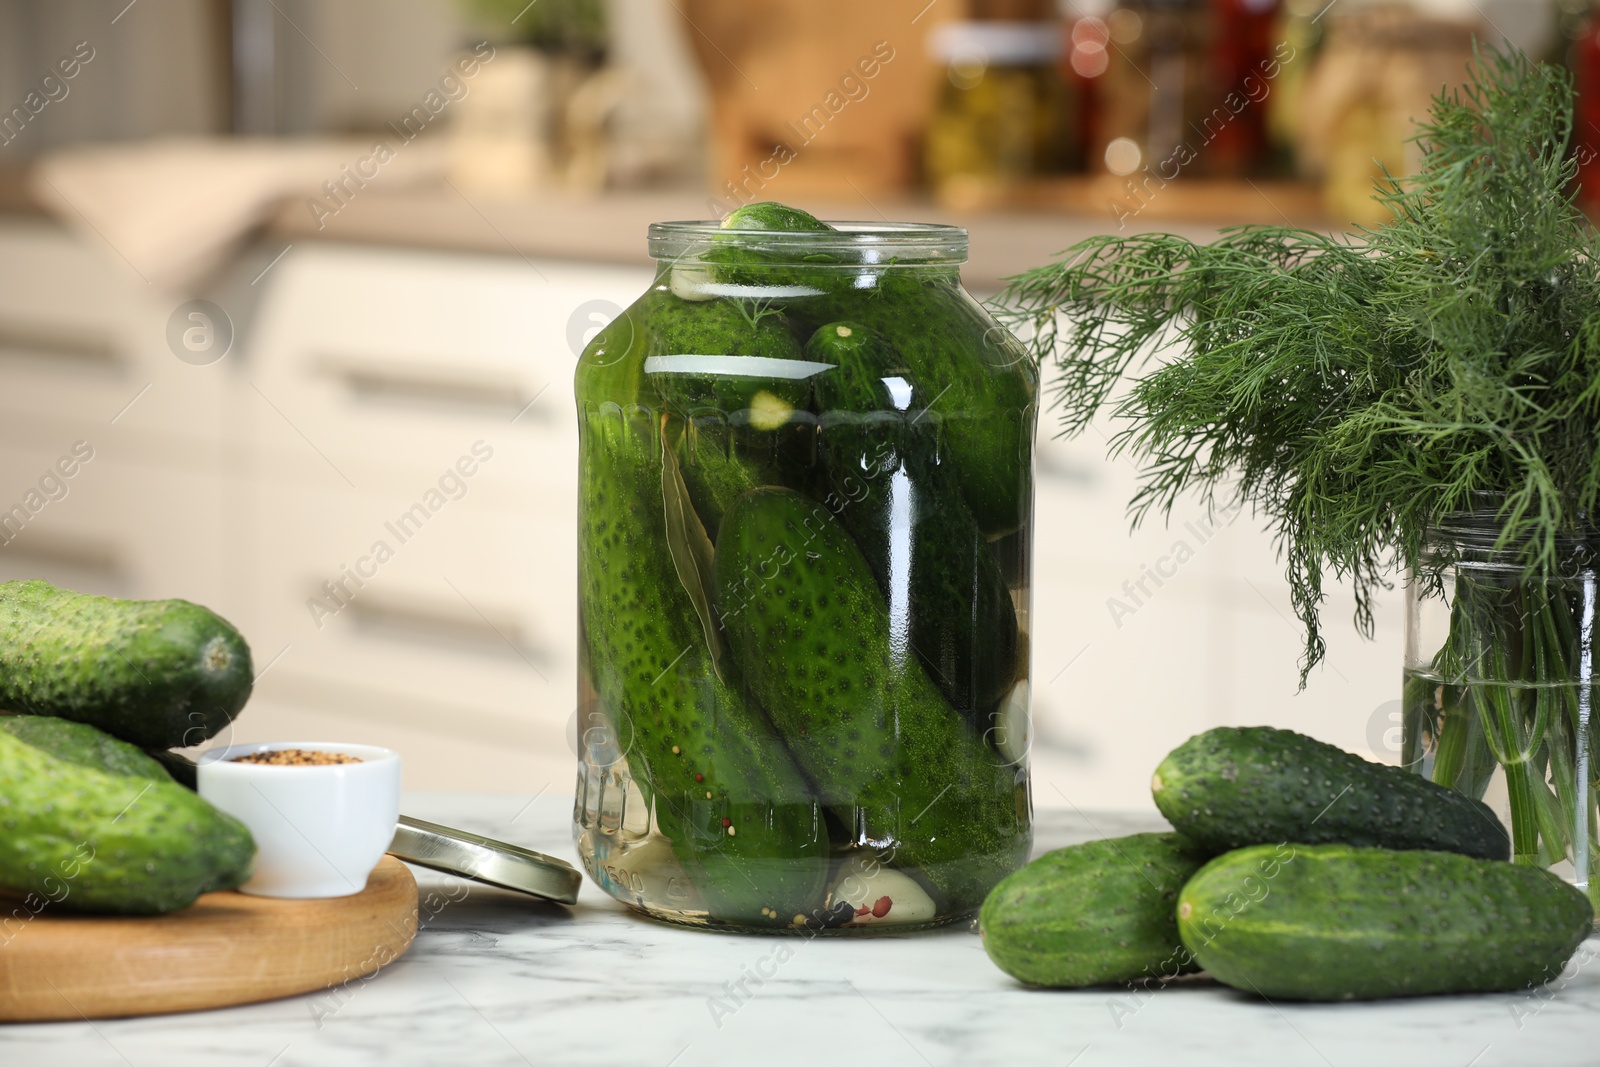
[790,277,1036,537]
[1179,843,1594,1000]
[807,322,1018,719]
[980,832,1206,987]
[0,581,252,750]
[1153,726,1510,860]
[720,202,834,232]
[576,315,830,925]
[688,203,838,300]
[641,292,811,425]
[0,729,254,914]
[0,715,171,782]
[714,486,1030,912]
[640,292,819,530]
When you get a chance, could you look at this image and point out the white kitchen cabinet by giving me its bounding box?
[0,443,231,605]
[237,242,649,787]
[0,219,236,457]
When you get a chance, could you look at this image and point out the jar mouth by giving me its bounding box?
[1425,495,1599,572]
[647,220,968,267]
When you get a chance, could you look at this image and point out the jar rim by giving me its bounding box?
[1425,499,1598,572]
[647,220,969,266]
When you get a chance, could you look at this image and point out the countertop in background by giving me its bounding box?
[263,185,1230,291]
[0,162,1237,291]
[5,793,1597,1067]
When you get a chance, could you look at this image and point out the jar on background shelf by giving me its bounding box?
[924,19,1079,203]
[1403,506,1599,913]
[1297,6,1474,225]
[572,218,1037,933]
[1085,0,1214,179]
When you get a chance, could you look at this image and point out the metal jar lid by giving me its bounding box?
[388,815,582,905]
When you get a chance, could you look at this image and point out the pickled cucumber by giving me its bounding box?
[641,292,819,531]
[721,202,835,233]
[807,322,1018,720]
[576,206,1035,930]
[790,275,1037,537]
[641,294,809,421]
[714,486,1030,912]
[576,306,830,927]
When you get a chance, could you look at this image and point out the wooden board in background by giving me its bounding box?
[0,855,418,1022]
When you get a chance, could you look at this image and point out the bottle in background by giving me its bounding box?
[1204,0,1280,176]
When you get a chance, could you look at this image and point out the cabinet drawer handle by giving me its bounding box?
[334,589,545,659]
[315,354,551,420]
[0,319,120,370]
[0,534,122,576]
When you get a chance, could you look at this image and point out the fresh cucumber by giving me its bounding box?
[1179,843,1593,1000]
[1153,726,1510,860]
[807,321,1018,719]
[714,486,1030,912]
[0,729,254,914]
[980,832,1206,987]
[0,715,171,782]
[0,581,252,750]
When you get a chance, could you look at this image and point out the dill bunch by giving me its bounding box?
[995,47,1600,682]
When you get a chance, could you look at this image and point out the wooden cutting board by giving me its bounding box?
[0,856,418,1022]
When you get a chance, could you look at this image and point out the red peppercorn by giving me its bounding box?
[694,774,704,782]
[721,817,732,828]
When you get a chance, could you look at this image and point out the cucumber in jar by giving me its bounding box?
[640,291,821,534]
[789,263,1037,539]
[714,486,1030,914]
[576,305,830,927]
[806,321,1019,722]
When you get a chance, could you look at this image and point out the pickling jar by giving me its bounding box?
[572,212,1035,932]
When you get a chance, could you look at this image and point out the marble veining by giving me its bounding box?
[2,794,1596,1067]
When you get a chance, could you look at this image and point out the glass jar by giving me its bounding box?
[1403,507,1598,910]
[924,20,1078,204]
[572,219,1036,933]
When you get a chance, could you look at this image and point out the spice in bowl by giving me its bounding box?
[231,749,364,767]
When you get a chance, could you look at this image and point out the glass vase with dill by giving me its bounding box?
[994,47,1600,907]
[1404,505,1598,887]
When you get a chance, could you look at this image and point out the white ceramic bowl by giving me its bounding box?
[197,742,402,899]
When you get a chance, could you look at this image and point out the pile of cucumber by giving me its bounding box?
[0,580,256,915]
[981,726,1595,1000]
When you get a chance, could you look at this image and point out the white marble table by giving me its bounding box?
[4,793,1597,1067]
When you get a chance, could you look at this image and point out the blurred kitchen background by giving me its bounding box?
[0,0,1578,808]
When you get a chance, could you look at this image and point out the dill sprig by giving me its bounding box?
[994,48,1600,681]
